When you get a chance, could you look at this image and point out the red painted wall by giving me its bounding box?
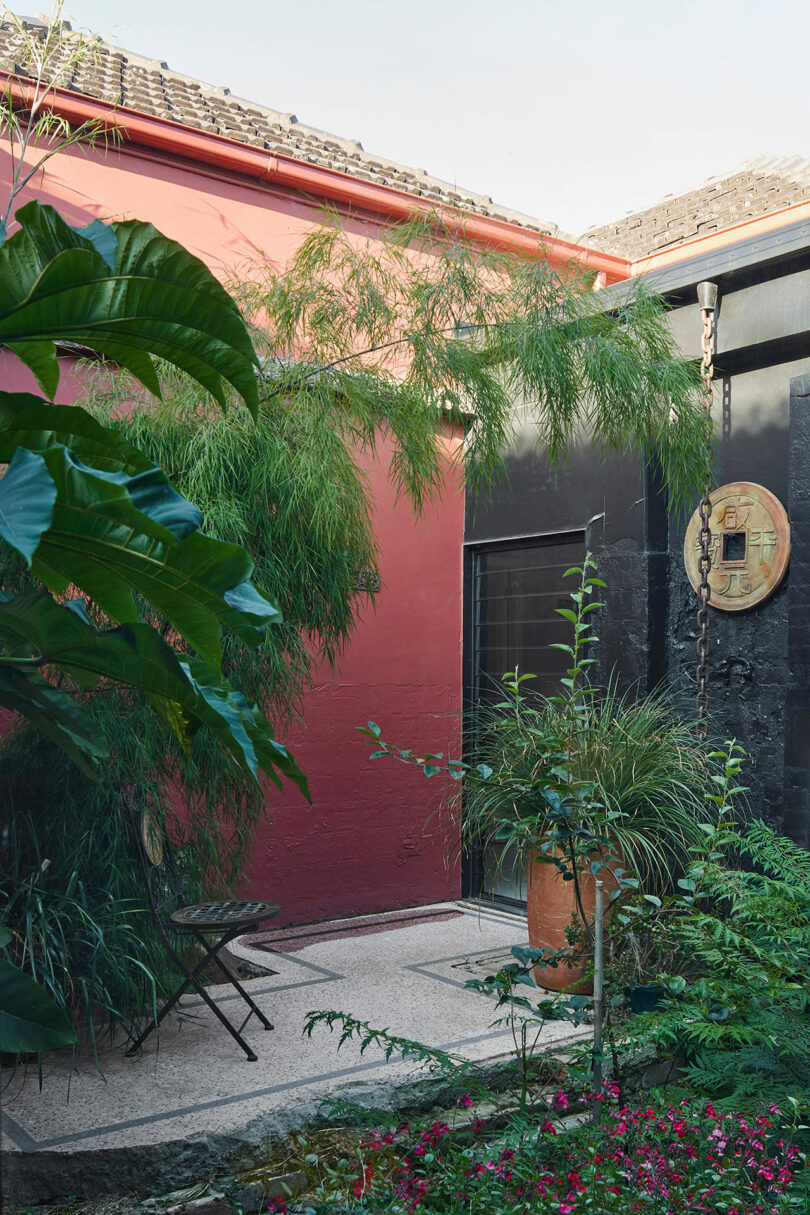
[249,433,464,923]
[1,139,465,923]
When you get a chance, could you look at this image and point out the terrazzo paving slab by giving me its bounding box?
[0,902,589,1205]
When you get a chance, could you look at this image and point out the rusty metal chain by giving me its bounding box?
[695,282,718,737]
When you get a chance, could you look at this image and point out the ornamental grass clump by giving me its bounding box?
[459,557,715,897]
[278,1094,806,1214]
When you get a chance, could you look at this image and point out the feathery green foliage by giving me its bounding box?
[254,214,710,512]
[84,362,390,700]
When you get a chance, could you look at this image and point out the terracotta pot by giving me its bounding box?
[526,851,621,993]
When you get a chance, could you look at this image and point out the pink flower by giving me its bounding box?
[457,1094,474,1107]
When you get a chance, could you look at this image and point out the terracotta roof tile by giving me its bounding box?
[585,156,810,258]
[0,15,560,238]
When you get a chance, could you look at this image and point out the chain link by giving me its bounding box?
[696,299,716,737]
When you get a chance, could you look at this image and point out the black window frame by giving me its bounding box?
[461,528,587,905]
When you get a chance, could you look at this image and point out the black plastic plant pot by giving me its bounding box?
[628,984,667,1014]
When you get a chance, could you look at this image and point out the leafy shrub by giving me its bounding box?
[631,814,810,1112]
[463,676,713,892]
[608,743,810,1113]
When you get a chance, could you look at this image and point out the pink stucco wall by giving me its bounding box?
[2,138,465,922]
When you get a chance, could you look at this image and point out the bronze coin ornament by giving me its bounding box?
[684,482,790,611]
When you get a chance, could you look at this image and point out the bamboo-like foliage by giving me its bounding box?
[253,214,710,511]
[89,364,386,699]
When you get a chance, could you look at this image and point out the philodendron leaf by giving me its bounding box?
[0,445,279,669]
[182,657,311,797]
[0,591,308,792]
[0,395,162,476]
[0,590,206,694]
[0,447,56,563]
[73,216,118,269]
[0,202,260,412]
[0,959,77,1054]
[0,403,203,538]
[0,666,105,775]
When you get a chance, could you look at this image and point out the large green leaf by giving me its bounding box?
[0,591,308,792]
[0,202,307,792]
[183,657,311,797]
[0,202,260,413]
[0,394,157,475]
[0,665,105,774]
[0,446,56,563]
[0,590,205,692]
[0,399,202,538]
[0,445,279,669]
[0,958,77,1054]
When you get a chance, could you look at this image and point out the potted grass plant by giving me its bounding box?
[460,556,714,991]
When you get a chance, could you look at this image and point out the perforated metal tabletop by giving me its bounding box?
[170,900,280,930]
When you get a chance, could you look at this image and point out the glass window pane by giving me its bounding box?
[469,532,586,903]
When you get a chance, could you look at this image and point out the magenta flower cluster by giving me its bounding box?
[269,1095,803,1214]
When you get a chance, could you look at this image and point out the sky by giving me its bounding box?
[55,0,810,237]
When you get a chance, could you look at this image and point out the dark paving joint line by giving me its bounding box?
[176,953,343,1009]
[194,971,343,1006]
[1,1111,38,1152]
[404,943,531,994]
[9,1027,515,1152]
[244,951,343,980]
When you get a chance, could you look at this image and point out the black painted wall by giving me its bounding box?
[466,441,652,696]
[464,246,810,840]
[785,372,810,843]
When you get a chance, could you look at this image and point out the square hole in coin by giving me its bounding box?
[722,531,746,562]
